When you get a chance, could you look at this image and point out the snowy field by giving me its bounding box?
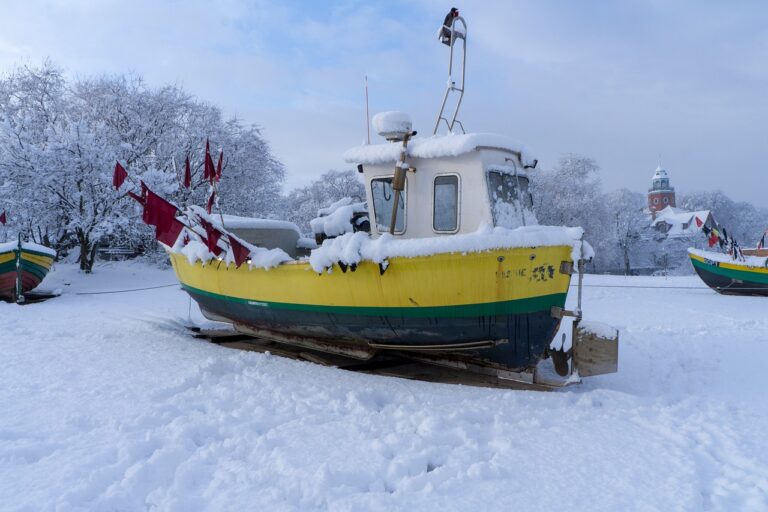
[1,262,767,511]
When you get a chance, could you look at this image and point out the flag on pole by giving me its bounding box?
[708,232,719,247]
[216,150,223,181]
[229,235,250,268]
[198,217,223,255]
[142,185,184,246]
[0,210,6,225]
[206,189,216,214]
[694,216,703,228]
[183,156,191,189]
[113,162,128,190]
[758,232,766,250]
[204,139,215,184]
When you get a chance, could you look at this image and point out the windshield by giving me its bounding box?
[486,170,535,228]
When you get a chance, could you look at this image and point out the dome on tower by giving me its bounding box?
[652,165,668,180]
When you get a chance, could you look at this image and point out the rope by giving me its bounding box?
[568,283,709,290]
[75,283,180,295]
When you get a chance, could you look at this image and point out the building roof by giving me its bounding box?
[650,205,711,238]
[652,165,669,180]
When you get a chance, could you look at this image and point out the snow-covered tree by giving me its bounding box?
[531,155,613,270]
[0,62,286,272]
[604,189,646,275]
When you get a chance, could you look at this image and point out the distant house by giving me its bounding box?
[650,205,716,238]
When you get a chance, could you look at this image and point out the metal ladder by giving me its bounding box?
[433,13,467,135]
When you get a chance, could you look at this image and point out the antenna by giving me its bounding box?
[365,75,371,145]
[433,8,467,135]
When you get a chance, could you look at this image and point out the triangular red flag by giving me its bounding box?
[113,162,128,190]
[0,210,6,225]
[695,216,703,228]
[708,232,719,247]
[229,235,250,268]
[198,218,223,255]
[206,189,216,214]
[216,150,223,181]
[203,139,215,183]
[183,156,191,189]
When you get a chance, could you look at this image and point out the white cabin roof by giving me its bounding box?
[343,133,537,168]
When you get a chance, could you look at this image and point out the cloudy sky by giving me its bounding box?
[1,0,766,204]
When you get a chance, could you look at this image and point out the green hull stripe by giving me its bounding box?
[20,260,50,279]
[691,258,768,285]
[181,283,567,319]
[0,261,16,275]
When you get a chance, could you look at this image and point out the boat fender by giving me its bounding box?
[338,261,348,273]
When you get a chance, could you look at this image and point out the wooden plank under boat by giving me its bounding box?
[688,249,768,296]
[0,240,56,302]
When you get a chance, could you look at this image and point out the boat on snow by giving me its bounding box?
[0,238,56,303]
[161,10,619,387]
[689,248,768,296]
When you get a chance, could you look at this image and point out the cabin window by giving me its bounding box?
[433,175,459,232]
[371,177,406,233]
[486,170,533,228]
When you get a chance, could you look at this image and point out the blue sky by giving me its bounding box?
[1,0,766,205]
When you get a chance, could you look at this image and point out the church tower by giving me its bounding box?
[648,165,676,214]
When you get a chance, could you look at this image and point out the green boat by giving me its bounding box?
[688,248,768,296]
[0,238,56,303]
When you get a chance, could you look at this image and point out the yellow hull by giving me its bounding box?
[169,244,574,370]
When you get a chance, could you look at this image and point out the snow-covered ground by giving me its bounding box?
[1,262,767,511]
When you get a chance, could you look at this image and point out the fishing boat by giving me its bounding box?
[689,247,768,296]
[158,10,619,386]
[0,237,56,303]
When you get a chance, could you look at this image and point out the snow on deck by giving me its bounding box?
[1,263,768,510]
[343,133,537,168]
[689,247,768,268]
[309,225,592,273]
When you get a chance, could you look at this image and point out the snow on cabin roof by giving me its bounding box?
[343,133,536,168]
[651,206,711,237]
[220,215,301,235]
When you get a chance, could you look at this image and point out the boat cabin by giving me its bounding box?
[344,121,539,239]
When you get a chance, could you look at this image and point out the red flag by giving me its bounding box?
[183,156,191,189]
[0,210,6,225]
[708,232,719,247]
[216,150,223,181]
[141,185,181,246]
[203,139,215,183]
[198,217,223,255]
[156,217,185,247]
[694,216,703,228]
[229,235,250,268]
[206,189,216,214]
[127,190,144,204]
[113,162,128,190]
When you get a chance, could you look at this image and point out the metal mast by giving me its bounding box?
[433,10,467,135]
